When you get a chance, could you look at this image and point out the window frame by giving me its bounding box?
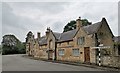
[77,37,85,45]
[58,49,65,56]
[72,49,80,56]
[67,41,70,45]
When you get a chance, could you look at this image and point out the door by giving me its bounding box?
[48,50,53,60]
[49,51,53,60]
[48,40,53,60]
[84,47,90,63]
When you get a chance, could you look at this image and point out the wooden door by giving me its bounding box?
[84,47,90,63]
[49,52,53,60]
[48,50,53,60]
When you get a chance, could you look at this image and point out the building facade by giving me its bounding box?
[26,17,120,67]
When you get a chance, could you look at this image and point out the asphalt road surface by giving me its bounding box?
[2,54,104,71]
[0,55,2,72]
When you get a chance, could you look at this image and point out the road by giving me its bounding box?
[2,54,104,71]
[0,55,2,72]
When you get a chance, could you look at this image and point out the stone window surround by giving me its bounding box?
[77,36,85,45]
[72,48,80,56]
[58,49,65,56]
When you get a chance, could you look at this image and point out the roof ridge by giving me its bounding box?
[62,29,76,34]
[82,21,102,34]
[83,21,101,28]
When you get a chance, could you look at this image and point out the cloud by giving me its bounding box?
[2,3,45,42]
[2,2,118,42]
[118,1,120,35]
[52,21,64,32]
[0,2,2,43]
[2,0,119,2]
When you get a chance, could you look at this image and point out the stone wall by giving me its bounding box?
[97,55,120,68]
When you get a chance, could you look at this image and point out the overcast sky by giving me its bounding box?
[1,1,119,42]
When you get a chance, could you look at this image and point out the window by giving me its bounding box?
[77,37,85,45]
[50,40,52,48]
[72,49,80,56]
[67,42,69,45]
[58,49,64,56]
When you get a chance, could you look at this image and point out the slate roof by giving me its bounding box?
[39,36,47,45]
[39,21,103,45]
[53,32,61,40]
[83,22,101,35]
[39,32,61,45]
[58,29,77,42]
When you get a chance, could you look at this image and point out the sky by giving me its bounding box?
[1,0,119,42]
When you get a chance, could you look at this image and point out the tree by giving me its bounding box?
[63,20,76,32]
[2,34,26,55]
[82,19,92,26]
[17,42,26,54]
[63,19,91,32]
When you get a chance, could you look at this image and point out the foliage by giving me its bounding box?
[63,20,76,32]
[114,42,120,47]
[63,19,91,32]
[17,42,26,54]
[2,46,18,55]
[2,34,26,55]
[81,19,92,26]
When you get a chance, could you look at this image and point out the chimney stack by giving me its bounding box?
[46,27,50,38]
[37,32,41,39]
[76,17,82,30]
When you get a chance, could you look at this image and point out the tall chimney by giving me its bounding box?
[76,17,82,30]
[37,32,41,39]
[46,27,50,39]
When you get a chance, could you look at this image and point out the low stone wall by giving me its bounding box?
[97,55,120,68]
[110,56,120,68]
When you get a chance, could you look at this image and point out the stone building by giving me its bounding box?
[26,17,120,67]
[113,36,120,56]
[26,31,35,56]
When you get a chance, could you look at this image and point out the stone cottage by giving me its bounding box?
[26,17,120,67]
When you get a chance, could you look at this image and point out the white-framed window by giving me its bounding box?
[72,49,80,56]
[58,49,64,56]
[77,37,85,45]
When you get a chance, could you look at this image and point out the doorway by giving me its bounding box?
[84,47,90,63]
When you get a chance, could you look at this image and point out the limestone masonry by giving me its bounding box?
[25,17,120,68]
